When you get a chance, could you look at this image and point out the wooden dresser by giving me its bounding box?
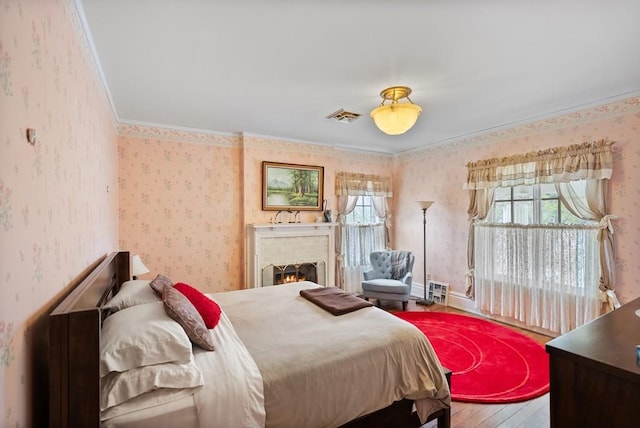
[545,297,640,427]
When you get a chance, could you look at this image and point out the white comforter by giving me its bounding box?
[211,282,450,428]
[192,312,266,427]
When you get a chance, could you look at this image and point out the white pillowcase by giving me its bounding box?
[100,302,192,377]
[100,358,204,411]
[103,280,160,312]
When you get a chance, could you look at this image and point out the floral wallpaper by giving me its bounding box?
[0,0,118,425]
[2,0,640,425]
[118,130,392,291]
[394,96,640,307]
[118,132,244,291]
[119,96,640,309]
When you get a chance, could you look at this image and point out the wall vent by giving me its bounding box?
[326,108,361,123]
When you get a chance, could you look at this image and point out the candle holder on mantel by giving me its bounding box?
[272,210,301,224]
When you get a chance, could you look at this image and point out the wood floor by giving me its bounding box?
[379,298,552,428]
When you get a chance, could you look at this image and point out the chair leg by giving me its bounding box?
[402,301,407,311]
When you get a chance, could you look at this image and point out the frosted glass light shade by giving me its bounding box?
[371,103,422,135]
[131,254,150,277]
[418,201,434,211]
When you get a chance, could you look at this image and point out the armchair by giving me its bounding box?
[361,250,415,311]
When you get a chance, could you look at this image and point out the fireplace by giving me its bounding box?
[262,261,326,286]
[247,223,336,288]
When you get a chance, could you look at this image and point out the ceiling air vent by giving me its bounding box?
[326,108,361,124]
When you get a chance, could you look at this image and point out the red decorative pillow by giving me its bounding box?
[173,283,221,329]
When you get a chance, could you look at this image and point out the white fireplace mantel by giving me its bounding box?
[246,223,337,288]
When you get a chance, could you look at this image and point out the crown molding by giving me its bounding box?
[397,95,640,161]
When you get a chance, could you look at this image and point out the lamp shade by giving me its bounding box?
[371,86,422,135]
[418,200,434,211]
[131,254,150,277]
[371,103,422,135]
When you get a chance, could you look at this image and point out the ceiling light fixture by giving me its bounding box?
[370,86,422,135]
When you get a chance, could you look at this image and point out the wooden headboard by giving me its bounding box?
[49,251,130,428]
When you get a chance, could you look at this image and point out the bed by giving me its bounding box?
[49,251,451,428]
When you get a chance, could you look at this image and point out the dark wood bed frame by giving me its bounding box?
[49,251,130,428]
[48,251,450,428]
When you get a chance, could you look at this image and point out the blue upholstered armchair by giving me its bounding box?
[361,250,415,311]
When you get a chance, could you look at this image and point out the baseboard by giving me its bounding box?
[412,284,558,337]
[448,291,480,313]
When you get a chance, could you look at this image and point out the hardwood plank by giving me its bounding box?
[499,393,548,427]
[474,402,525,428]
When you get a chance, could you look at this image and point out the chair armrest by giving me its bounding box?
[400,272,413,286]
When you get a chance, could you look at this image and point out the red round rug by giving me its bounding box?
[395,311,549,403]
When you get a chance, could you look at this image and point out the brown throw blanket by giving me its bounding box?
[300,286,373,315]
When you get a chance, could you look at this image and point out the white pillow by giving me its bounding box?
[100,302,192,377]
[103,280,160,312]
[100,358,204,411]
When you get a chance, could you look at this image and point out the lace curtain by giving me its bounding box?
[335,172,392,293]
[475,224,602,334]
[466,140,617,333]
[341,224,387,294]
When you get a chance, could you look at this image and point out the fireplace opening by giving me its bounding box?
[261,261,326,286]
[273,263,318,285]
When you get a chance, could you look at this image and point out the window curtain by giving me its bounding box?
[556,180,618,308]
[465,188,495,298]
[341,224,386,294]
[465,140,617,308]
[464,140,614,190]
[335,172,392,293]
[371,195,391,247]
[334,194,358,289]
[475,223,602,334]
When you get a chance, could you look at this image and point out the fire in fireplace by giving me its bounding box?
[261,261,326,287]
[273,262,318,285]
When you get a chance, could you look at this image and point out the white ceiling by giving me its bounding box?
[77,0,640,154]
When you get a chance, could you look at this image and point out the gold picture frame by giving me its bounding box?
[262,161,324,211]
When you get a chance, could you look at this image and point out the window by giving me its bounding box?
[475,181,601,334]
[488,182,594,226]
[341,195,386,293]
[465,141,615,335]
[345,195,382,225]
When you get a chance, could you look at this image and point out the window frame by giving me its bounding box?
[345,195,382,225]
[489,183,593,226]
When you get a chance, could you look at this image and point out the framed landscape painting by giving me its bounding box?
[262,161,324,211]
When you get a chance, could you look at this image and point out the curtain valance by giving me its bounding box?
[335,172,393,196]
[464,140,614,190]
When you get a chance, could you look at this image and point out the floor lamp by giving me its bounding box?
[416,201,434,306]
